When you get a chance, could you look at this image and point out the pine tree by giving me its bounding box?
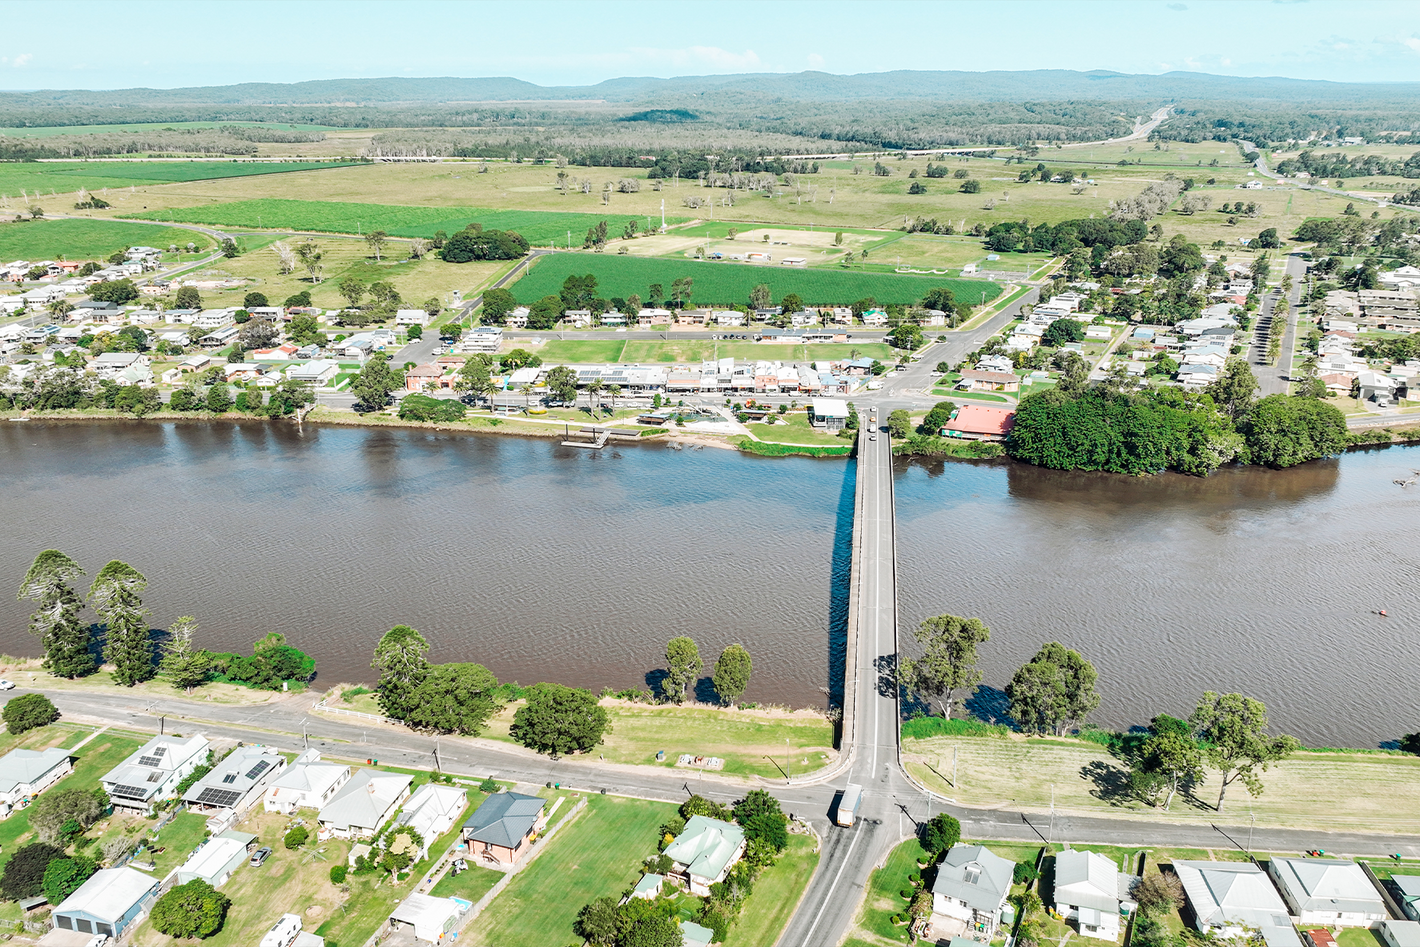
[17,551,94,678]
[88,561,153,686]
[159,617,211,694]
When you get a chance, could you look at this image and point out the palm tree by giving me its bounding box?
[607,384,622,415]
[520,384,534,408]
[587,380,604,415]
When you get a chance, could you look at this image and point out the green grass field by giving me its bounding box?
[844,837,930,946]
[746,413,853,447]
[0,161,355,199]
[0,217,211,260]
[128,197,689,245]
[507,252,1002,307]
[467,794,675,947]
[721,834,820,947]
[483,702,838,779]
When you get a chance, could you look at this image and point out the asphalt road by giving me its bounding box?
[1250,254,1307,397]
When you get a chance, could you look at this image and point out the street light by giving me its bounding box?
[786,739,791,784]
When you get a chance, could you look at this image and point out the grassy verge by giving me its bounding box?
[483,701,838,779]
[902,730,1420,832]
[0,658,288,705]
[733,437,852,458]
[844,837,930,946]
[721,833,820,947]
[466,794,675,947]
[893,435,1005,460]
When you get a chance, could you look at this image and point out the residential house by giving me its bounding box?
[942,405,1015,442]
[250,344,299,361]
[1359,370,1398,405]
[396,308,432,327]
[1379,265,1420,293]
[286,360,340,387]
[199,326,239,349]
[829,307,854,325]
[172,831,258,887]
[386,894,463,944]
[677,309,710,326]
[0,746,73,817]
[505,307,530,328]
[161,331,192,348]
[183,745,285,818]
[1084,325,1112,341]
[92,352,151,380]
[563,309,593,328]
[1174,860,1300,947]
[1053,849,1137,941]
[600,311,627,326]
[930,844,1015,937]
[790,309,818,327]
[958,369,1020,393]
[264,750,352,814]
[225,363,264,383]
[192,309,235,330]
[976,354,1015,374]
[462,791,548,869]
[101,733,210,814]
[1392,875,1420,921]
[50,867,160,940]
[318,769,412,839]
[1177,362,1220,389]
[179,353,212,373]
[1267,857,1388,927]
[681,920,716,947]
[163,308,200,324]
[663,816,746,897]
[1381,921,1420,947]
[715,310,746,327]
[396,784,467,860]
[860,308,888,326]
[639,308,672,325]
[404,362,450,392]
[1003,334,1037,353]
[458,326,502,353]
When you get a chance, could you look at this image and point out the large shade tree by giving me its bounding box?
[372,625,430,721]
[1006,642,1100,736]
[1190,691,1299,811]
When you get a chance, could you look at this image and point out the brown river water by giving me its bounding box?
[0,420,1415,747]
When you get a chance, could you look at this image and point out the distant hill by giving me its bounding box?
[5,69,1420,109]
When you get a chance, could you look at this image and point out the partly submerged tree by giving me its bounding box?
[663,636,702,704]
[88,560,153,686]
[1006,642,1100,736]
[711,644,752,707]
[899,614,990,720]
[17,550,94,678]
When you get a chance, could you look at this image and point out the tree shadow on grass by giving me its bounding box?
[1080,759,1136,806]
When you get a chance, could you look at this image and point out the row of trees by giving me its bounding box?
[17,550,315,690]
[899,612,1297,811]
[661,636,753,706]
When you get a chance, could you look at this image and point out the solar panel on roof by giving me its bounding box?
[137,755,163,767]
[151,746,166,757]
[245,760,271,780]
[112,784,148,800]
[194,788,242,807]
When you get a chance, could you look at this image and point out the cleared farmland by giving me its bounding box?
[0,217,210,260]
[128,198,689,245]
[506,252,1003,307]
[0,160,354,198]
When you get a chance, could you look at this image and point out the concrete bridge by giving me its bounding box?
[779,410,925,946]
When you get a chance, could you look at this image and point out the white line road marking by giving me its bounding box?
[798,823,864,946]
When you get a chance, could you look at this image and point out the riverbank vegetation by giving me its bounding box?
[17,549,316,692]
[1006,360,1348,475]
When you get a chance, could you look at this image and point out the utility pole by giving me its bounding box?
[1247,810,1256,856]
[953,746,958,788]
[786,739,791,784]
[1049,784,1056,843]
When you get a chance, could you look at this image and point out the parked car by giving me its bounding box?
[250,846,272,867]
[0,680,15,690]
[84,936,109,947]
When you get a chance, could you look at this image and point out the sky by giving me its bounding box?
[2,0,1420,90]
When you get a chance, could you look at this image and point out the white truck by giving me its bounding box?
[836,783,863,826]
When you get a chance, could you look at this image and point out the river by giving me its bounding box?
[0,420,1414,747]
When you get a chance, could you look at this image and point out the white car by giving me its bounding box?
[0,680,15,691]
[84,936,109,947]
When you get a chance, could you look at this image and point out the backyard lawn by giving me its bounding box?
[466,793,676,947]
[0,729,146,870]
